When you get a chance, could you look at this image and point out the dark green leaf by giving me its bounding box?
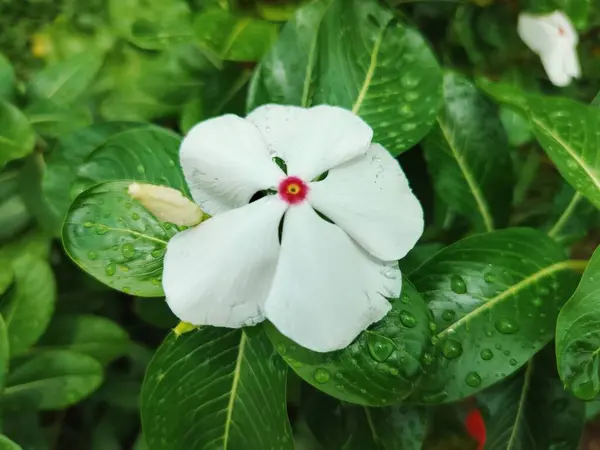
[0,412,49,450]
[25,100,92,139]
[141,327,293,449]
[0,315,8,392]
[0,257,56,356]
[0,100,36,168]
[62,181,181,297]
[266,278,432,406]
[0,170,31,242]
[249,0,443,156]
[35,314,129,365]
[134,297,177,329]
[28,52,104,105]
[3,350,103,411]
[556,245,600,400]
[0,53,15,101]
[43,122,186,234]
[424,72,514,231]
[479,349,584,450]
[407,228,580,403]
[0,435,22,450]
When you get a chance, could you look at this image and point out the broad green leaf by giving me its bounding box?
[556,245,600,400]
[546,184,598,245]
[28,52,104,105]
[0,268,12,297]
[554,0,591,28]
[399,242,445,274]
[195,9,278,62]
[0,100,35,168]
[267,278,432,406]
[0,53,15,100]
[0,315,8,391]
[25,100,92,139]
[141,327,293,449]
[43,122,186,234]
[500,107,532,147]
[0,257,56,356]
[62,181,181,297]
[0,435,22,450]
[0,170,31,242]
[248,0,443,156]
[35,314,129,365]
[3,350,103,411]
[424,72,513,232]
[479,349,584,450]
[0,412,49,450]
[407,228,580,403]
[0,228,52,266]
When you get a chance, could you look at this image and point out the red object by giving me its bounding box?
[465,409,486,450]
[278,176,309,204]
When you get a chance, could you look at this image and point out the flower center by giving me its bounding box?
[558,26,565,36]
[278,176,308,205]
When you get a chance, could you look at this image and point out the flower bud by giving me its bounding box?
[128,182,204,226]
[173,321,198,337]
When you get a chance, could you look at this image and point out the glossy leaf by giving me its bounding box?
[266,278,432,406]
[35,314,129,365]
[556,245,600,400]
[62,181,181,297]
[0,436,22,450]
[424,72,513,231]
[3,350,103,411]
[479,349,584,450]
[248,0,442,156]
[28,52,103,105]
[407,228,580,403]
[43,122,186,234]
[0,257,56,356]
[0,315,8,392]
[25,100,92,139]
[0,100,35,168]
[194,9,278,62]
[141,327,293,450]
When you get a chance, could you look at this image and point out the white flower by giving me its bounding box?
[162,105,424,352]
[517,11,581,87]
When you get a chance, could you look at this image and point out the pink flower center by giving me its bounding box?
[278,176,308,204]
[558,26,565,36]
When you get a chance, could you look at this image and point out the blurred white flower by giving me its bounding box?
[517,11,581,87]
[128,183,204,226]
[162,105,424,352]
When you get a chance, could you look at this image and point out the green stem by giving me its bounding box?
[547,192,582,239]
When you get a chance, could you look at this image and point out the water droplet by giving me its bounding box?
[151,278,160,285]
[429,321,437,332]
[121,243,135,258]
[132,212,140,220]
[83,221,94,228]
[503,350,510,356]
[366,334,394,362]
[420,390,448,403]
[495,318,520,334]
[313,368,330,384]
[122,286,131,294]
[537,285,550,296]
[441,309,456,322]
[164,223,172,230]
[151,249,164,258]
[87,251,97,260]
[441,339,463,359]
[105,263,116,276]
[450,275,467,294]
[276,343,286,354]
[495,343,502,350]
[399,310,417,328]
[95,224,108,235]
[480,348,493,360]
[422,353,435,365]
[509,358,517,366]
[465,372,482,387]
[483,272,495,283]
[532,297,543,307]
[136,164,145,174]
[389,367,399,376]
[485,329,494,337]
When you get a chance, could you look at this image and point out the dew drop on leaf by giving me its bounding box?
[465,372,482,387]
[441,309,456,322]
[104,263,116,276]
[313,368,331,384]
[121,243,135,258]
[495,318,520,334]
[450,275,467,294]
[276,343,286,355]
[399,310,417,328]
[509,358,517,366]
[441,339,463,359]
[422,353,435,365]
[83,221,94,228]
[87,251,97,260]
[366,333,394,362]
[483,272,495,283]
[532,297,543,307]
[132,212,140,220]
[480,348,493,360]
[95,224,108,235]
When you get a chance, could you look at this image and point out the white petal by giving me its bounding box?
[163,197,287,328]
[247,104,373,181]
[264,203,399,353]
[180,114,285,215]
[550,10,578,45]
[308,144,423,261]
[562,43,581,78]
[540,48,571,86]
[518,13,558,55]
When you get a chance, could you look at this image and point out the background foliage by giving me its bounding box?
[1,0,600,449]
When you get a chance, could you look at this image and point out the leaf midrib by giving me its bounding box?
[351,26,386,115]
[506,362,534,449]
[222,331,246,449]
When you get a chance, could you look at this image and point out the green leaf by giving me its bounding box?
[194,9,278,62]
[0,315,8,392]
[134,297,177,329]
[35,314,129,365]
[0,412,49,450]
[479,349,584,450]
[556,245,600,400]
[248,0,442,156]
[0,100,36,168]
[0,53,15,101]
[266,278,432,406]
[0,170,31,242]
[3,350,103,411]
[0,257,56,356]
[62,181,181,297]
[28,52,104,105]
[554,0,591,29]
[42,122,186,234]
[407,228,581,403]
[25,100,92,139]
[141,327,293,449]
[0,435,22,450]
[424,72,514,232]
